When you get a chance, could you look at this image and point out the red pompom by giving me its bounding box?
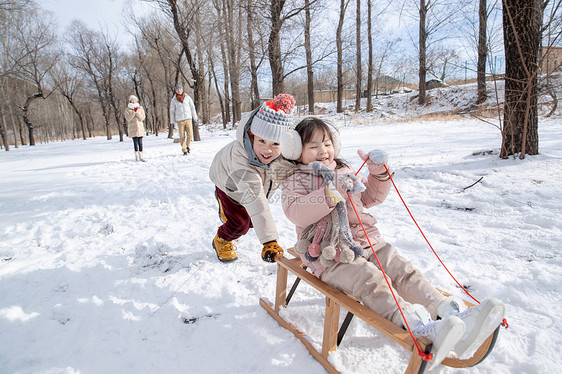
[266,93,295,114]
[308,243,321,257]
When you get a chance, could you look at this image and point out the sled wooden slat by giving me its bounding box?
[260,298,340,374]
[322,297,340,356]
[260,249,500,373]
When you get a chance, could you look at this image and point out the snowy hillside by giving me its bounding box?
[1,82,561,373]
[311,77,560,122]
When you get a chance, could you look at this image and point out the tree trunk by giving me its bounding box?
[104,41,124,142]
[477,0,488,104]
[366,0,373,112]
[109,95,124,142]
[219,38,231,123]
[11,109,20,148]
[21,93,42,146]
[17,110,25,145]
[501,0,541,158]
[304,0,314,114]
[209,52,227,128]
[63,95,87,140]
[247,0,261,109]
[102,102,112,140]
[269,0,286,96]
[0,78,10,150]
[336,0,348,113]
[195,8,210,126]
[0,104,9,151]
[224,0,241,123]
[355,0,362,112]
[418,0,428,105]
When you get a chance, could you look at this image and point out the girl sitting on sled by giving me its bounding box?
[273,117,505,369]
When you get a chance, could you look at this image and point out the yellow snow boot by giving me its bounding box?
[213,234,238,262]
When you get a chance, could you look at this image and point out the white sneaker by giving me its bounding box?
[437,296,467,318]
[452,298,505,358]
[403,303,432,327]
[403,304,466,369]
[413,316,466,369]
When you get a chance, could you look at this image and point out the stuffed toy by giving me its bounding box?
[295,162,365,267]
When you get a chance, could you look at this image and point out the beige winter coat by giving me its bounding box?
[208,112,280,244]
[124,106,146,137]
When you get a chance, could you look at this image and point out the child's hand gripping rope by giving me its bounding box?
[358,149,390,178]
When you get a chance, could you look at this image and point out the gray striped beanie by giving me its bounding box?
[250,93,295,142]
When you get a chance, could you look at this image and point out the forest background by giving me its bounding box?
[0,0,560,158]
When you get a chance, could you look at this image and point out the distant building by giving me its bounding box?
[540,46,562,74]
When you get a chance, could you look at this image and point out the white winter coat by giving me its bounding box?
[170,94,198,123]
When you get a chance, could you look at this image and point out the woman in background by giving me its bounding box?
[124,95,146,162]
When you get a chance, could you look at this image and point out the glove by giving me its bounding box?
[311,161,335,182]
[367,149,388,165]
[134,107,138,112]
[358,149,389,176]
[262,240,284,262]
[338,173,366,194]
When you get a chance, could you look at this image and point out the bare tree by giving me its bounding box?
[267,0,309,95]
[101,30,126,142]
[355,0,362,112]
[246,0,262,109]
[539,0,562,117]
[295,0,332,114]
[67,21,114,140]
[130,14,184,138]
[418,0,428,105]
[366,0,374,112]
[458,0,503,104]
[304,0,314,113]
[215,0,242,123]
[501,0,541,158]
[402,0,464,105]
[219,35,232,124]
[147,0,208,130]
[9,7,60,145]
[54,62,88,140]
[336,0,351,113]
[193,5,209,136]
[476,0,489,103]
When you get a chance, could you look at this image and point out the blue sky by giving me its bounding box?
[43,0,153,47]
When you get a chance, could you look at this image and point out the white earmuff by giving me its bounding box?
[330,127,341,156]
[281,128,302,160]
[281,120,342,161]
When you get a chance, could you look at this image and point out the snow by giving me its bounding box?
[1,84,562,373]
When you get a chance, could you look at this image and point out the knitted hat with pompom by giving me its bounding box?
[250,93,295,142]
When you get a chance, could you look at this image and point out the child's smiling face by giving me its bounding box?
[298,128,335,166]
[252,135,281,164]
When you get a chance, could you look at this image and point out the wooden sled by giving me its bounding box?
[259,249,500,374]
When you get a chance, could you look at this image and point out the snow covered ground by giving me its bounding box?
[1,87,561,373]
